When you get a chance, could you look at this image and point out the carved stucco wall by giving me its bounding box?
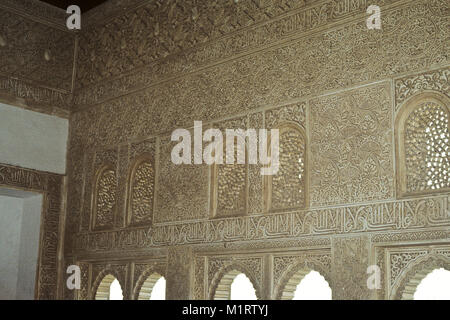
[0,1,75,117]
[0,0,448,300]
[64,0,449,301]
[67,0,450,300]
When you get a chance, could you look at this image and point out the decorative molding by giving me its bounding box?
[74,194,449,253]
[0,76,71,117]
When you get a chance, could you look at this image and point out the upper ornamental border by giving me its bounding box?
[0,76,72,117]
[0,0,67,30]
[73,0,405,106]
[83,0,148,28]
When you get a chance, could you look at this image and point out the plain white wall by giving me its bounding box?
[0,190,43,300]
[0,195,23,299]
[16,194,43,300]
[0,103,68,174]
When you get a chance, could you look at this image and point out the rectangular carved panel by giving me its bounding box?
[310,83,394,206]
[155,135,209,223]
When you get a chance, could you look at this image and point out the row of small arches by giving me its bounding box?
[95,268,450,300]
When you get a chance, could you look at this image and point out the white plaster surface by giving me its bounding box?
[16,195,43,300]
[0,192,43,300]
[0,195,23,300]
[0,103,68,174]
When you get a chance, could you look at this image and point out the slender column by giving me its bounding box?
[166,246,194,300]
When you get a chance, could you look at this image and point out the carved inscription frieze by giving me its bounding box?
[74,195,450,252]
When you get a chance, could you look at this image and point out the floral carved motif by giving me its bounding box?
[310,83,393,206]
[395,67,450,108]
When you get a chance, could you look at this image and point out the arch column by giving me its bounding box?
[166,246,194,300]
[331,235,373,300]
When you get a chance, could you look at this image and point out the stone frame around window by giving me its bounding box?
[0,163,65,299]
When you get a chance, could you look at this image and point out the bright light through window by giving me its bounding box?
[414,268,450,300]
[293,271,332,300]
[150,277,166,300]
[230,273,257,300]
[109,279,123,300]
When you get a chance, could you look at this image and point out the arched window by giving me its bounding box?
[230,273,257,300]
[413,268,450,300]
[127,156,155,226]
[278,268,331,300]
[210,133,248,218]
[95,274,123,300]
[136,273,166,300]
[109,279,123,300]
[292,270,332,300]
[213,270,258,300]
[396,92,449,196]
[150,277,166,300]
[266,124,307,212]
[92,165,117,230]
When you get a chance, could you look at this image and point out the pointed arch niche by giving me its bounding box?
[91,164,117,230]
[126,154,155,226]
[210,132,248,218]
